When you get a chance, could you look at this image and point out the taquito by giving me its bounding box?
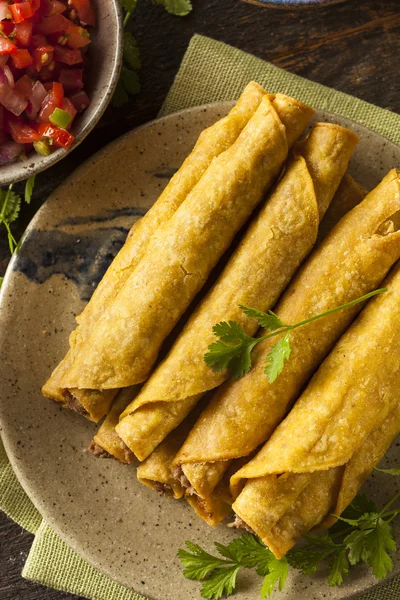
[232,405,400,558]
[88,387,138,464]
[232,263,400,556]
[42,81,267,421]
[62,94,314,396]
[175,169,400,499]
[116,123,358,461]
[137,411,232,524]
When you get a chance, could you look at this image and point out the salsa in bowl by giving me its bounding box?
[0,0,122,183]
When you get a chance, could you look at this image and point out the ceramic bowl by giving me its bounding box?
[0,0,123,186]
[241,0,346,7]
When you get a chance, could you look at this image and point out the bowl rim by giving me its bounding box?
[0,0,124,186]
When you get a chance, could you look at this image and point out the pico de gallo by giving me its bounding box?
[0,0,95,164]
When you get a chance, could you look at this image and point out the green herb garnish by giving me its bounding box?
[204,288,387,383]
[114,0,192,107]
[0,176,36,287]
[179,487,400,599]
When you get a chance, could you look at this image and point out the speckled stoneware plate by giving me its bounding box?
[1,104,400,600]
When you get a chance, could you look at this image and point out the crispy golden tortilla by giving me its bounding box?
[176,169,400,499]
[42,81,267,421]
[232,265,400,557]
[116,123,358,461]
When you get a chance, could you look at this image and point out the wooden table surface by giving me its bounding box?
[1,0,399,597]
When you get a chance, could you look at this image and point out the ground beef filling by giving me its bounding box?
[229,515,255,535]
[62,390,89,417]
[88,442,112,459]
[172,465,196,495]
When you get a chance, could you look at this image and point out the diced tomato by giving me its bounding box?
[35,12,71,34]
[0,38,17,55]
[61,96,76,125]
[43,81,52,91]
[71,0,95,27]
[58,68,82,90]
[14,74,35,97]
[1,21,15,37]
[52,80,63,106]
[9,2,35,24]
[37,121,74,148]
[68,89,89,112]
[53,44,82,65]
[66,25,90,49]
[38,62,56,80]
[15,21,33,47]
[32,45,54,70]
[11,49,33,69]
[31,0,41,10]
[8,118,41,143]
[38,89,57,121]
[49,0,66,14]
[30,33,47,48]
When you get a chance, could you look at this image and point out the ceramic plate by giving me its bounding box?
[1,104,400,600]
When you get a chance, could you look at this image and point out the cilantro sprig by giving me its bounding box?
[179,487,400,599]
[0,175,35,256]
[204,288,387,383]
[178,536,287,599]
[113,0,193,107]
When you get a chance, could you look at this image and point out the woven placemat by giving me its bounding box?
[1,33,400,600]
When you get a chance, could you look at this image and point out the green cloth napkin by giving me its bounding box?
[1,33,400,600]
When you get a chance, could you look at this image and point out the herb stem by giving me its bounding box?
[0,183,13,220]
[123,10,131,26]
[249,288,387,350]
[379,492,400,517]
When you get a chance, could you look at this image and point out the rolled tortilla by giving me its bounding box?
[232,263,400,556]
[137,408,232,523]
[88,387,139,464]
[62,94,314,395]
[116,123,358,461]
[41,81,267,420]
[233,261,400,484]
[175,169,400,499]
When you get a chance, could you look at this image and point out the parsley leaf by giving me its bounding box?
[163,0,192,16]
[327,547,349,586]
[123,31,141,70]
[121,65,140,95]
[204,322,256,378]
[375,466,400,476]
[24,175,35,204]
[206,289,387,383]
[1,187,21,223]
[179,490,400,598]
[212,321,249,344]
[344,516,396,579]
[260,555,288,597]
[239,305,285,331]
[264,333,291,383]
[178,542,226,580]
[201,566,240,600]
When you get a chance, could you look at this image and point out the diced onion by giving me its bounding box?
[0,1,11,21]
[0,140,24,164]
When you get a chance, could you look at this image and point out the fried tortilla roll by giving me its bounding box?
[88,387,139,464]
[175,169,400,499]
[115,123,358,461]
[41,81,267,420]
[62,94,314,397]
[232,405,400,558]
[232,264,400,557]
[137,416,232,524]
